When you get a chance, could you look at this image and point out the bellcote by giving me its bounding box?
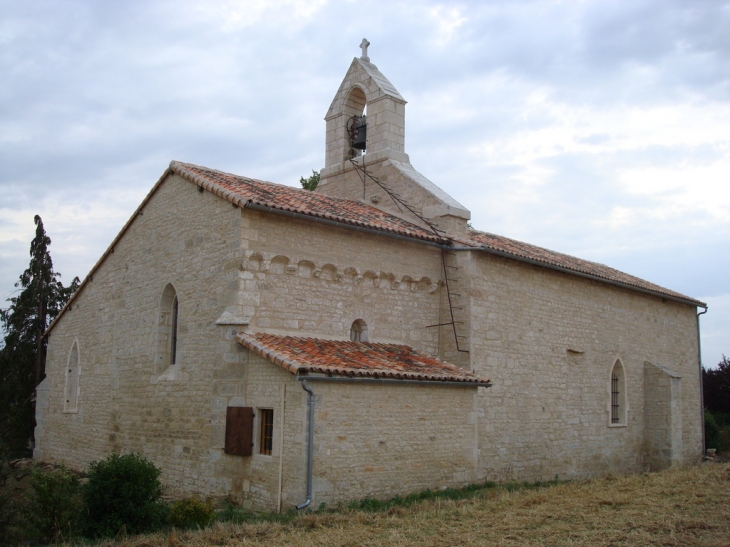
[317,40,471,237]
[321,49,410,176]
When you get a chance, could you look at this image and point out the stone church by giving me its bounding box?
[35,43,706,512]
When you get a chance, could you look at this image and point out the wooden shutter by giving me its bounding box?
[225,406,254,456]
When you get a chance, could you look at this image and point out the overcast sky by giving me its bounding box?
[1,0,728,367]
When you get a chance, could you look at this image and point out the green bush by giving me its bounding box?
[720,427,730,453]
[83,452,167,538]
[26,464,83,542]
[712,413,730,453]
[705,410,720,450]
[0,479,22,546]
[168,496,216,529]
[714,412,730,429]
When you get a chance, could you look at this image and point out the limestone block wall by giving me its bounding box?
[37,174,244,496]
[467,251,702,481]
[237,208,445,352]
[288,377,479,507]
[212,352,481,511]
[209,351,305,511]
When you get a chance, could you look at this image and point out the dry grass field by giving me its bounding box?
[71,462,730,547]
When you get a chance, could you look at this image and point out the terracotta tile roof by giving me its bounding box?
[466,230,705,306]
[170,161,442,243]
[171,161,703,306]
[235,333,491,386]
[45,161,704,339]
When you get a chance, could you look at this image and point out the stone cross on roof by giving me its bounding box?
[359,38,370,62]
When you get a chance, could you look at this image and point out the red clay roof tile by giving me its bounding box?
[236,333,491,386]
[172,161,703,307]
[46,161,703,339]
[171,161,442,243]
[466,230,704,306]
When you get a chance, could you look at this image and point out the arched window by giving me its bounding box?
[170,295,179,365]
[156,284,180,373]
[64,341,80,412]
[609,360,627,426]
[350,319,369,342]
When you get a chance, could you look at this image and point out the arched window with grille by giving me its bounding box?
[609,360,627,426]
[170,294,179,365]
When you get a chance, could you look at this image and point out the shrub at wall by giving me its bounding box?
[168,497,216,529]
[83,453,167,538]
[26,464,83,542]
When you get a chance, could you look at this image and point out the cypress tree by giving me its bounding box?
[0,215,79,458]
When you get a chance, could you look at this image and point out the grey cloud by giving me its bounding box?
[1,0,728,362]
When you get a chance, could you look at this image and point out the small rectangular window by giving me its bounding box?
[260,409,274,455]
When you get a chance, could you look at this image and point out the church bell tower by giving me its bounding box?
[317,39,471,237]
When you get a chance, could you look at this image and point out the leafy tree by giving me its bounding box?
[299,170,320,191]
[0,215,79,458]
[703,355,730,415]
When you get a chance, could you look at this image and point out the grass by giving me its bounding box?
[62,462,730,547]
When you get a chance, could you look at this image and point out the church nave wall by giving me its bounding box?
[467,252,702,481]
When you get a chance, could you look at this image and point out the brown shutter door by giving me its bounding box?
[225,406,254,456]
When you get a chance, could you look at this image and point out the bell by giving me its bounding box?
[351,116,367,150]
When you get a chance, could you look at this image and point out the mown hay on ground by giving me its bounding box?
[69,462,730,547]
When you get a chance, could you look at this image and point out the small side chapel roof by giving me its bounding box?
[236,332,491,386]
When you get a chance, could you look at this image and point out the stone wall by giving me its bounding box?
[467,250,702,481]
[210,352,303,511]
[37,173,244,495]
[237,207,445,351]
[302,379,480,506]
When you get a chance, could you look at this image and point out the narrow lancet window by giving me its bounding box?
[170,295,179,365]
[611,372,620,423]
[64,341,80,412]
[609,360,626,426]
[157,284,180,373]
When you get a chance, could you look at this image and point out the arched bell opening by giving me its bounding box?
[344,86,367,158]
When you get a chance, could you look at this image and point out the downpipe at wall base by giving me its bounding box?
[292,374,489,510]
[697,306,708,455]
[296,378,315,510]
